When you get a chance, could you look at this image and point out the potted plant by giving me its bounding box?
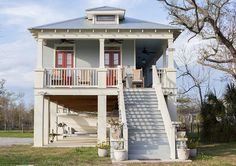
[187,138,198,158]
[176,124,190,160]
[113,140,127,161]
[177,123,187,138]
[96,141,110,157]
[177,147,190,160]
[108,119,123,139]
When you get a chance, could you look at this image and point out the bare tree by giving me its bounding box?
[176,46,211,107]
[159,0,236,80]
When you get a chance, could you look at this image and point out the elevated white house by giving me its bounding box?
[29,6,181,160]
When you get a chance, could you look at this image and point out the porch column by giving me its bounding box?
[34,94,44,147]
[50,102,58,141]
[99,38,105,68]
[44,98,50,145]
[97,95,107,143]
[167,38,174,68]
[37,38,44,69]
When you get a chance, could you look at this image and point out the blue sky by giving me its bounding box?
[0,0,227,104]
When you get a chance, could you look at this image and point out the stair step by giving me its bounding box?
[127,118,162,121]
[125,101,158,104]
[126,107,160,110]
[128,126,165,130]
[126,105,158,108]
[128,144,169,149]
[128,154,161,160]
[126,112,162,119]
[127,120,163,124]
[127,116,163,120]
[129,144,169,152]
[129,133,167,138]
[128,128,165,133]
[124,96,156,98]
[126,111,161,114]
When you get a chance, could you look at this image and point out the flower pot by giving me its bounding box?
[98,148,108,157]
[190,148,197,157]
[177,131,186,138]
[177,148,190,160]
[114,150,127,161]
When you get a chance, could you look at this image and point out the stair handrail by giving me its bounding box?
[117,66,128,153]
[152,65,176,160]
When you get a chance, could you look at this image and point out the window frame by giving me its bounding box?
[54,44,75,68]
[96,15,116,22]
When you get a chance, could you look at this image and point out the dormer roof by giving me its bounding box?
[86,6,125,20]
[86,6,125,12]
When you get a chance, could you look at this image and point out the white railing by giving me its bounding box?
[45,68,98,87]
[152,65,176,159]
[106,68,119,87]
[44,68,121,88]
[117,66,128,154]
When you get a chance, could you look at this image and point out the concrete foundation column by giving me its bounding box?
[97,95,107,143]
[34,94,44,147]
[167,95,177,121]
[50,102,58,136]
[44,98,50,145]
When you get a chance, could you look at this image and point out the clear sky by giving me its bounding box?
[0,0,227,104]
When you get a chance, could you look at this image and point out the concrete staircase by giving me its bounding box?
[124,88,170,160]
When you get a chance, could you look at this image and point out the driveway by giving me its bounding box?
[0,137,33,146]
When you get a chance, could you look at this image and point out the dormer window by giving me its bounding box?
[96,15,115,22]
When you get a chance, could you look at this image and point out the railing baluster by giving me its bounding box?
[45,68,101,87]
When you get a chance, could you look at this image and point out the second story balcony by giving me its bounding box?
[44,67,119,88]
[35,66,176,95]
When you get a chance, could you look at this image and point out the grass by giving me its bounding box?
[0,130,33,138]
[0,146,111,166]
[0,142,235,166]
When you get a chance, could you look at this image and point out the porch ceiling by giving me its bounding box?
[136,39,166,68]
[47,95,117,112]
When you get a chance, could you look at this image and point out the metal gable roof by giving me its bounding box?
[86,6,125,11]
[30,17,180,30]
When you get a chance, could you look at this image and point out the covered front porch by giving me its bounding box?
[36,38,175,90]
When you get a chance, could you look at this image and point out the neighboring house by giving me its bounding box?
[29,6,181,160]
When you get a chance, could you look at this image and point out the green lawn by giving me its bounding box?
[0,142,235,166]
[0,130,33,138]
[0,146,111,166]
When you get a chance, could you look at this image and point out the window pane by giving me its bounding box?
[105,53,110,65]
[58,53,63,65]
[114,53,119,65]
[97,15,115,21]
[67,53,72,65]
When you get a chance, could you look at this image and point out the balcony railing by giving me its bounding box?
[44,68,119,88]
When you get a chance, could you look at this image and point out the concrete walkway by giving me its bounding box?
[0,137,33,146]
[45,134,97,147]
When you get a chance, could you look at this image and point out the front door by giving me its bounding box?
[105,49,121,86]
[55,50,74,85]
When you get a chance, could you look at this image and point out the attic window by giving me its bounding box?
[96,15,115,22]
